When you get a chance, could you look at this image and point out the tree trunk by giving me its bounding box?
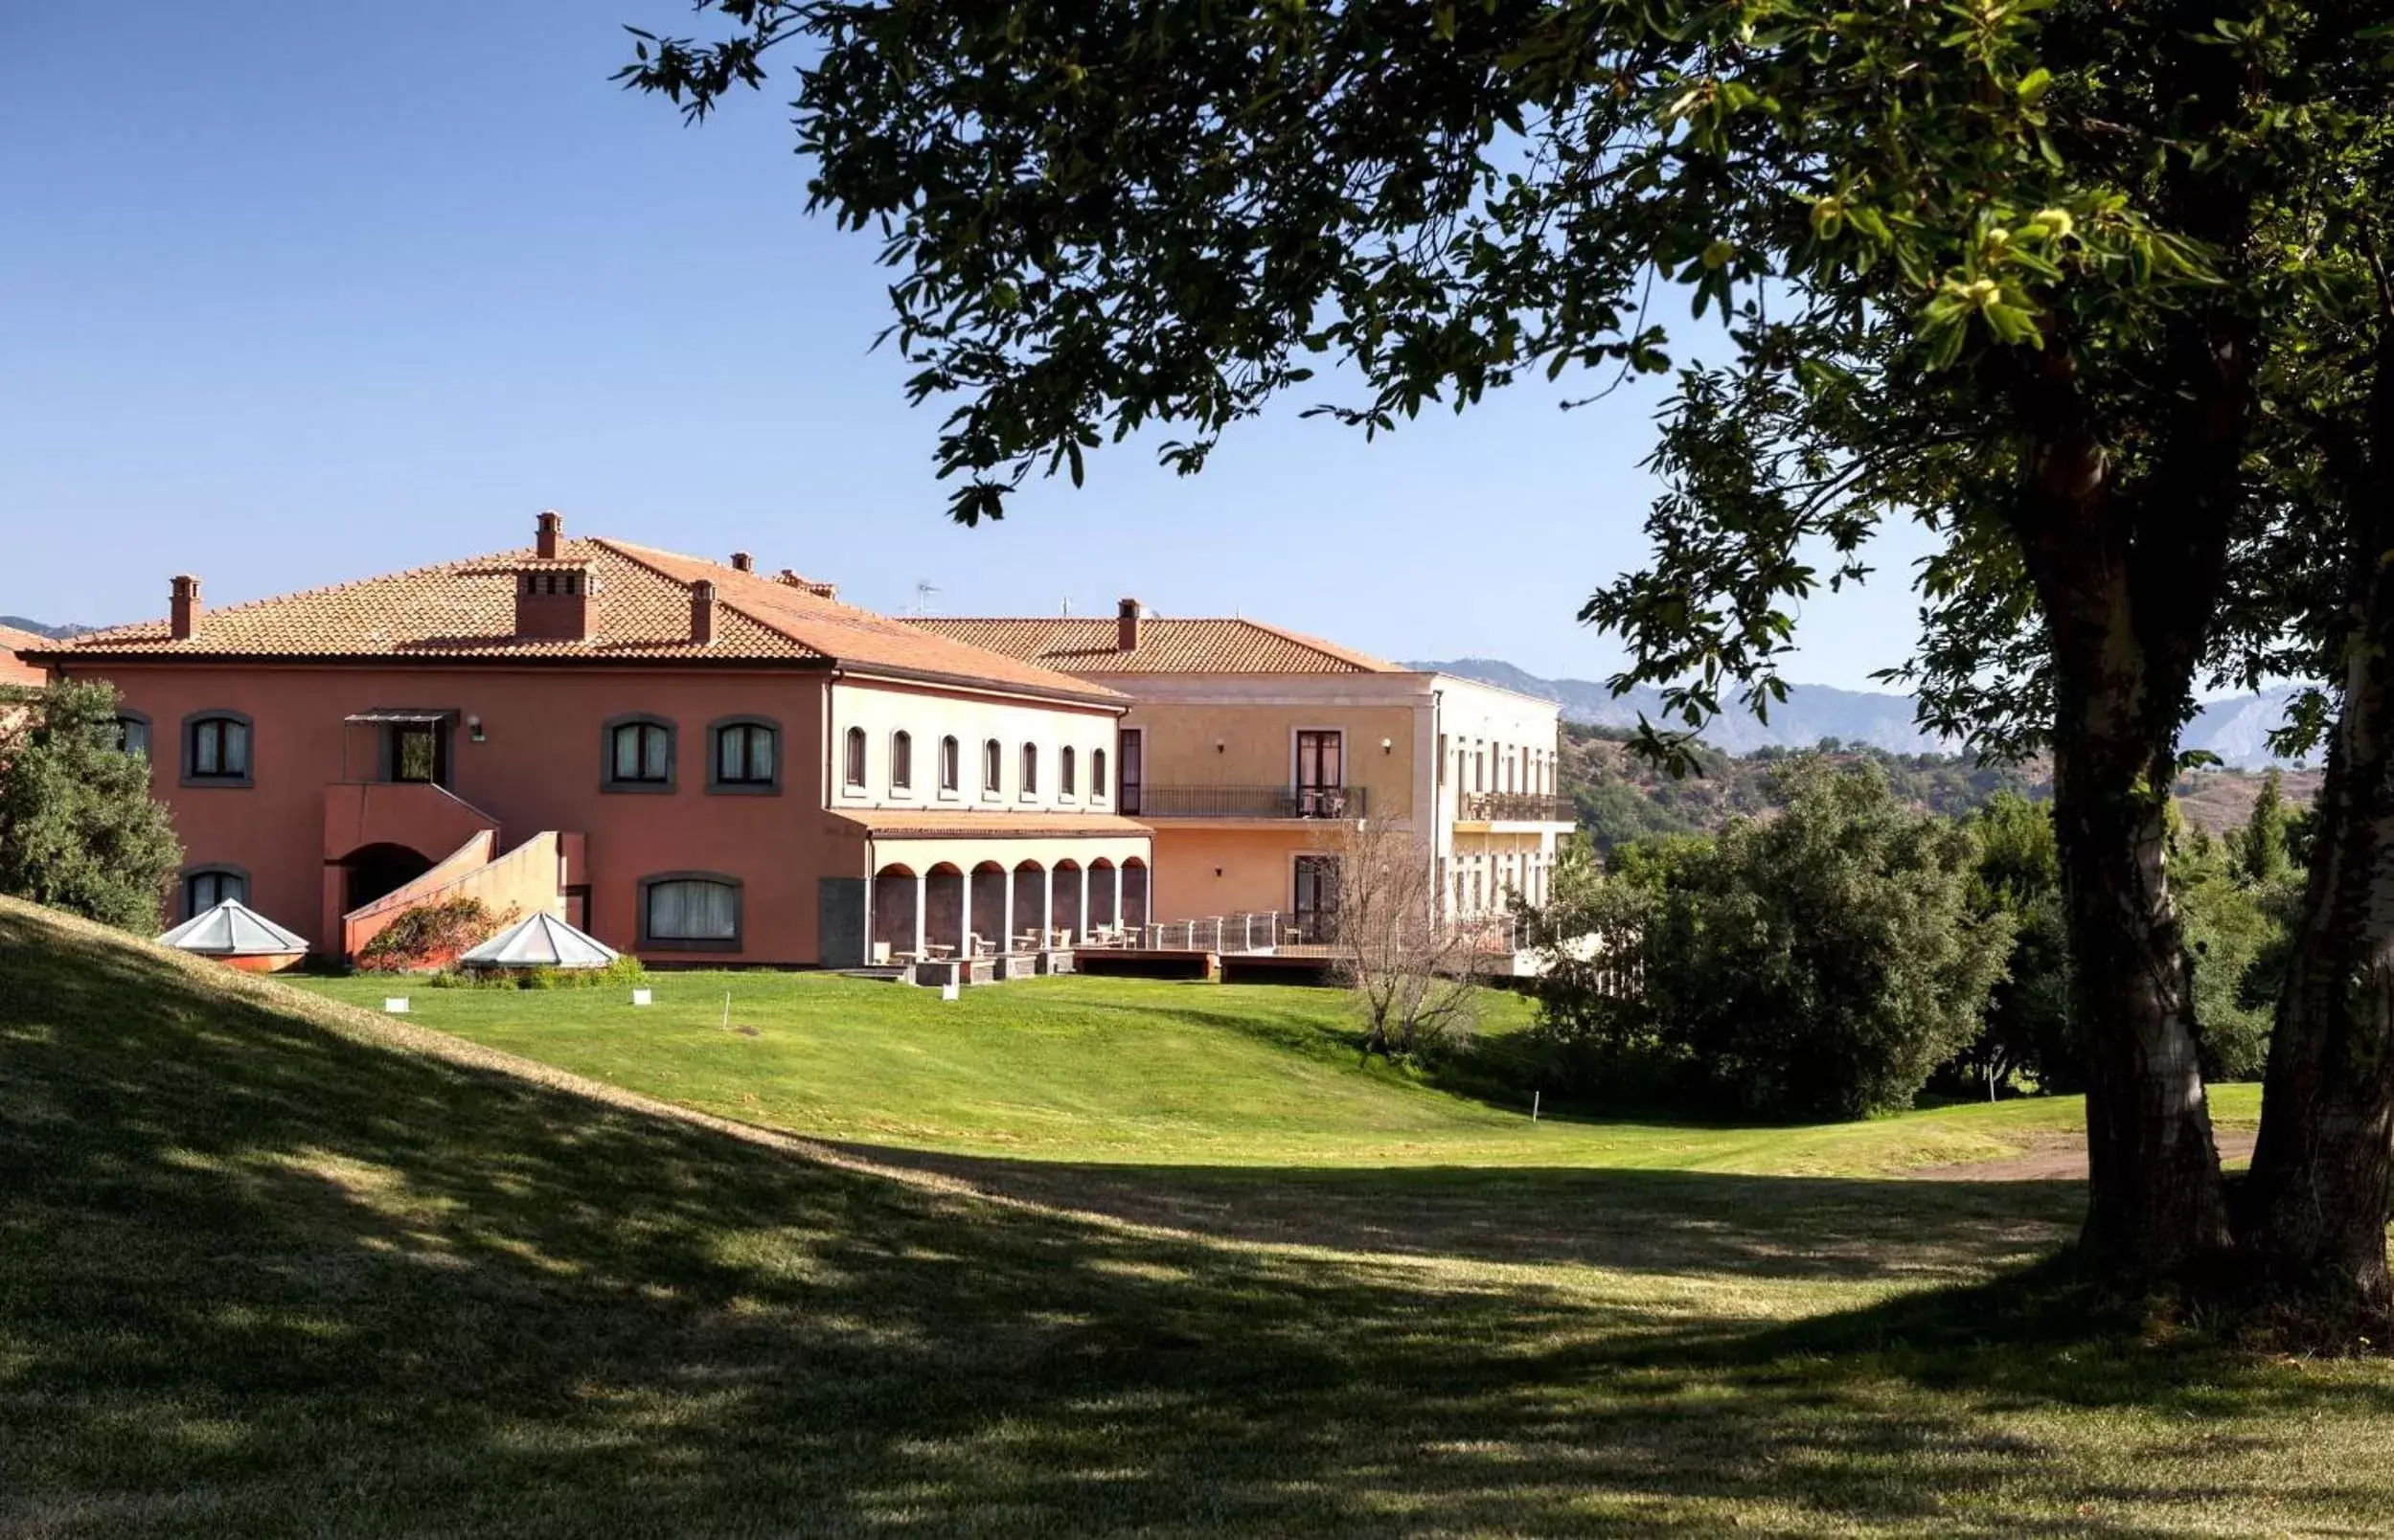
[2049,724,2235,1276]
[2243,322,2394,1325]
[2245,724,2394,1322]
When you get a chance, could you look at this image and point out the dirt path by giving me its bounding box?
[1910,1128,2256,1182]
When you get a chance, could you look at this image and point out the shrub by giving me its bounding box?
[432,954,647,990]
[0,680,183,932]
[356,896,508,973]
[1528,759,2011,1121]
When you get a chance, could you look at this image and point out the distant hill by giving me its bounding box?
[1416,657,2305,769]
[0,617,96,640]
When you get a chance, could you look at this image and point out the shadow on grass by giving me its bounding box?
[5,904,2390,1538]
[826,1144,2082,1283]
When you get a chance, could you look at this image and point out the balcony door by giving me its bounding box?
[1295,730,1344,817]
[1118,728,1142,815]
[1293,854,1340,942]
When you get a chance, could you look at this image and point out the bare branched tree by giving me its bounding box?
[1325,819,1483,1059]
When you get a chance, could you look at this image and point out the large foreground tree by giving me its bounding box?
[623,1,2394,1315]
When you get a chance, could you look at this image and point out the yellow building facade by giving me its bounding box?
[912,604,1574,934]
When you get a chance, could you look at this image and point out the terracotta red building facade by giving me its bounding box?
[27,513,1151,965]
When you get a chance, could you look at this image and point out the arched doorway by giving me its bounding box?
[340,843,433,913]
[872,863,918,960]
[923,863,967,956]
[970,863,1010,955]
[1012,861,1047,950]
[1122,856,1150,932]
[1052,859,1083,942]
[1088,858,1118,931]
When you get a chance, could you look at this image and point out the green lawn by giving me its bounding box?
[288,967,2255,1173]
[4,897,2379,1537]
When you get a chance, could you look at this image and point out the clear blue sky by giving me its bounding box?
[1,0,1936,687]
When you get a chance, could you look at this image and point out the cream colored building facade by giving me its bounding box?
[910,605,1574,934]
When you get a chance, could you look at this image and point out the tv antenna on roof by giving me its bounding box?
[912,578,940,616]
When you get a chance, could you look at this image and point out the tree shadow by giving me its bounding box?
[825,1144,2082,1283]
[5,903,2390,1538]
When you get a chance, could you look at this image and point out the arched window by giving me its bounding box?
[183,866,246,916]
[1019,742,1039,796]
[890,730,914,791]
[181,711,252,786]
[982,737,1002,797]
[939,735,961,794]
[708,717,779,793]
[1092,747,1107,800]
[844,726,868,788]
[638,873,741,950]
[1060,746,1077,797]
[603,714,674,791]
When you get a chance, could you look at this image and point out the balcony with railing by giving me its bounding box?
[1129,784,1366,820]
[1458,791,1577,824]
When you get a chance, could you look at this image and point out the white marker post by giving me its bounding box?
[384,998,409,1014]
[1532,1091,1540,1122]
[630,988,653,1007]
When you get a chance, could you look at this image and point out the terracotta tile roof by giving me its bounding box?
[0,624,48,687]
[904,617,1404,676]
[603,543,1124,703]
[39,532,1123,705]
[827,808,1152,840]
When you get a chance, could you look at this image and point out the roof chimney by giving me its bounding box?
[536,510,563,559]
[1117,597,1142,651]
[776,569,839,601]
[691,579,717,645]
[171,576,202,641]
[730,552,753,574]
[513,564,592,641]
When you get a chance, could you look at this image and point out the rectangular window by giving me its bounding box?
[186,869,245,916]
[1295,730,1343,817]
[1294,855,1340,942]
[1118,729,1142,815]
[190,717,249,779]
[391,723,442,783]
[611,721,671,784]
[716,723,775,785]
[646,878,738,941]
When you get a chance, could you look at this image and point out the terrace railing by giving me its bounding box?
[1458,792,1577,823]
[1135,784,1366,819]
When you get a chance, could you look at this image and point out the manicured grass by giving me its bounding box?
[6,898,2376,1537]
[289,967,2257,1172]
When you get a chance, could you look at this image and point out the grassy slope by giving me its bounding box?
[291,970,2259,1171]
[7,898,2383,1537]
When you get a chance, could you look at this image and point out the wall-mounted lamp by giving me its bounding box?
[467,714,486,743]
[1380,736,1394,754]
[1214,867,1224,877]
[1215,739,1226,753]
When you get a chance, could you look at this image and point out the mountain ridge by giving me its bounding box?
[1416,657,2302,769]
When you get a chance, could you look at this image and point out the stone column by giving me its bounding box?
[1003,872,1015,955]
[912,872,926,959]
[959,869,974,958]
[1077,864,1090,942]
[1042,866,1055,947]
[1112,863,1125,937]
